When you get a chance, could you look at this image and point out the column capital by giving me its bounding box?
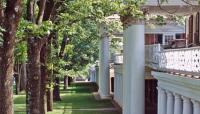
[121,16,144,29]
[165,90,172,94]
[99,22,109,38]
[191,99,200,105]
[157,87,166,94]
[173,93,181,99]
[182,96,191,103]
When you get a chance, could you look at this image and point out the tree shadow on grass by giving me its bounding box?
[58,82,121,114]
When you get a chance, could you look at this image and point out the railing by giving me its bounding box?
[113,44,200,78]
[145,44,162,69]
[89,66,97,82]
[113,53,123,64]
[159,46,200,78]
[113,64,123,107]
[152,71,200,114]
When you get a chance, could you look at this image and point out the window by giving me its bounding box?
[176,34,181,39]
[164,35,174,45]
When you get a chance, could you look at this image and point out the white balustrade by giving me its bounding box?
[113,54,123,64]
[157,88,199,114]
[153,71,200,114]
[159,47,200,76]
[145,44,162,69]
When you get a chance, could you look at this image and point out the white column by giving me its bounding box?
[174,93,183,114]
[123,20,145,114]
[93,70,96,82]
[160,88,167,114]
[192,100,200,114]
[182,96,192,114]
[166,91,174,114]
[95,65,99,86]
[99,23,110,99]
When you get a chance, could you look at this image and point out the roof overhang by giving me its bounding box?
[143,0,200,15]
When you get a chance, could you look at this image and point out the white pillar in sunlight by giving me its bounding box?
[123,19,145,114]
[98,23,110,99]
[95,61,100,86]
[174,93,183,114]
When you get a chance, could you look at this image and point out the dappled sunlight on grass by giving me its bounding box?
[14,82,119,114]
[14,94,26,112]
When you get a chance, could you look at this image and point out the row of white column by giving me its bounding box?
[158,87,200,114]
[98,23,110,99]
[98,20,145,114]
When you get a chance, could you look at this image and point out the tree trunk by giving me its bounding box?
[0,0,22,113]
[46,68,53,112]
[46,34,54,111]
[53,77,61,101]
[14,62,20,95]
[14,74,20,95]
[27,37,44,114]
[59,35,68,58]
[63,76,68,90]
[47,89,53,111]
[20,63,27,91]
[68,76,73,86]
[40,41,48,114]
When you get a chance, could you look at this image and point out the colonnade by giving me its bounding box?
[157,87,200,114]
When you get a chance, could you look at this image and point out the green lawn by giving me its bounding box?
[14,82,120,114]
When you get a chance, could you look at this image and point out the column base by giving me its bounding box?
[98,91,112,100]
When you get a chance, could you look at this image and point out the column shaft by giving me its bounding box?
[123,23,145,114]
[95,66,99,86]
[99,30,110,99]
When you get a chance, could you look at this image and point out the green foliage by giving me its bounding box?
[119,0,145,20]
[17,19,53,39]
[26,21,53,38]
[14,41,27,63]
[170,15,185,25]
[13,0,157,78]
[155,15,166,25]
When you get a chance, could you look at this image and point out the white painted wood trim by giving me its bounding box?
[152,71,200,101]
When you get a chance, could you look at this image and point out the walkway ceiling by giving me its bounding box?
[143,0,200,16]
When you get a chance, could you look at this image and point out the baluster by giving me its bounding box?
[166,91,174,114]
[192,100,200,114]
[157,87,167,114]
[173,93,183,114]
[182,96,192,114]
